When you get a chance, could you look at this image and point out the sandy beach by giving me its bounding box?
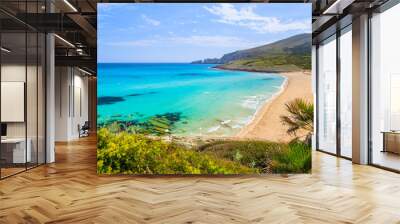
[237,71,312,142]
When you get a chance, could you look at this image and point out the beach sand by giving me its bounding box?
[237,71,312,142]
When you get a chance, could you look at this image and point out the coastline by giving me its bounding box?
[212,65,295,74]
[99,64,312,142]
[240,74,289,134]
[236,70,312,142]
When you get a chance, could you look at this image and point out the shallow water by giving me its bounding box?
[98,63,285,136]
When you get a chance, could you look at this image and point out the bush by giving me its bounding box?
[200,140,311,173]
[269,142,311,173]
[199,140,283,172]
[97,128,257,174]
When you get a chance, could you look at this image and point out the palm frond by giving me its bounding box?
[280,98,314,138]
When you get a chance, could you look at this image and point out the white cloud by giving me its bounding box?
[175,20,198,25]
[204,3,310,33]
[104,35,264,49]
[170,35,260,48]
[141,15,160,26]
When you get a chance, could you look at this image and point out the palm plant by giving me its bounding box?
[280,98,314,143]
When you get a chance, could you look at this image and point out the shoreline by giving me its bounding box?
[236,70,312,142]
[239,74,289,134]
[211,65,296,74]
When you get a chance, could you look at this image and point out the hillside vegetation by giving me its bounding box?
[97,128,257,174]
[217,54,311,72]
[97,128,311,174]
[193,33,311,72]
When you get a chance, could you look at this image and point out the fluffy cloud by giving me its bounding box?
[170,35,261,48]
[141,15,160,26]
[204,4,310,33]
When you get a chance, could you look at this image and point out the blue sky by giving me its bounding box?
[98,3,311,63]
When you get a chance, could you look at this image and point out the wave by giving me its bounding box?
[241,75,288,129]
[237,116,253,125]
[231,124,242,129]
[207,125,221,133]
[241,95,266,110]
[221,120,231,125]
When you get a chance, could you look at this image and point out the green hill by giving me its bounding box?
[192,33,311,72]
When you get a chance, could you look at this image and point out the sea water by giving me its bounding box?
[98,63,285,137]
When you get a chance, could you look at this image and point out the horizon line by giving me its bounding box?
[97,62,214,64]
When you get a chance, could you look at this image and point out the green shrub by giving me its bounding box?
[199,140,283,172]
[97,128,257,174]
[269,142,311,173]
[200,140,311,173]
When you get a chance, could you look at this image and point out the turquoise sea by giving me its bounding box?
[98,63,285,137]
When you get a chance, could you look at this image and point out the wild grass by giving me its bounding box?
[199,140,311,174]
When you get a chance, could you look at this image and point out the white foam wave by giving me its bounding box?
[232,124,242,129]
[237,116,253,125]
[240,75,288,128]
[207,125,221,133]
[241,95,265,110]
[221,120,231,125]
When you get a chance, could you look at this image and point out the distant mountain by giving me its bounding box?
[192,33,311,72]
[191,58,221,64]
